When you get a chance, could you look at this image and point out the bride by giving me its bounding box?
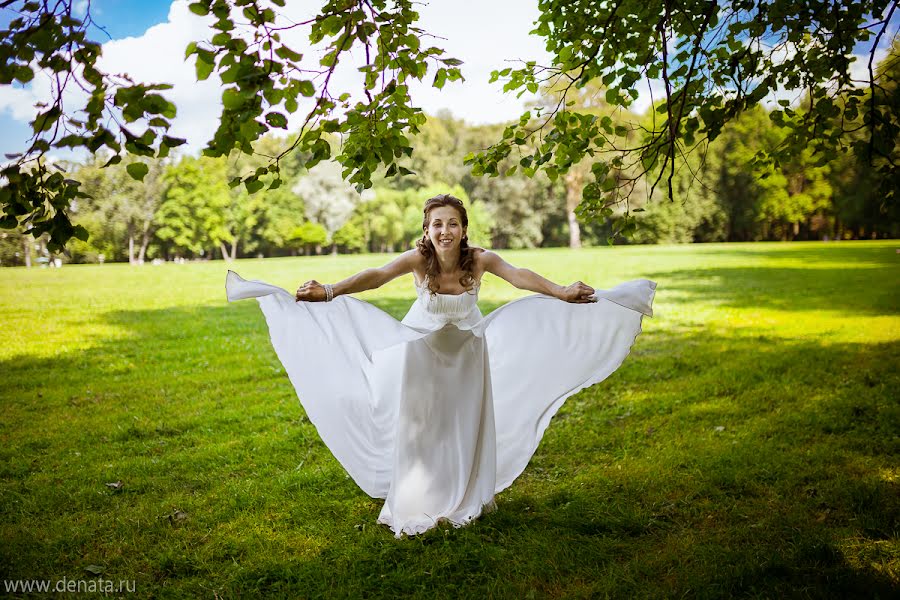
[226,193,656,537]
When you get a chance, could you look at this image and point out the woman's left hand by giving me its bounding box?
[559,281,596,303]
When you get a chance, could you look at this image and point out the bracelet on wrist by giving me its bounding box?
[324,283,334,302]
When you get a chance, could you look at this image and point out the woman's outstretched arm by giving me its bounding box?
[295,249,420,302]
[479,250,596,303]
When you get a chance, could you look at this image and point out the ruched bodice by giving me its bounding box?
[404,281,482,330]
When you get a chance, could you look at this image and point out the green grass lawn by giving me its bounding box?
[1,241,898,598]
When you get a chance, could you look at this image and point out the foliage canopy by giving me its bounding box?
[0,0,896,250]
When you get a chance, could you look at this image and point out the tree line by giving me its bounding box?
[1,82,896,267]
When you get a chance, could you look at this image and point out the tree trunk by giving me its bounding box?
[138,231,150,263]
[127,222,136,265]
[219,241,230,261]
[230,238,238,261]
[23,235,31,268]
[564,169,583,249]
[567,210,581,249]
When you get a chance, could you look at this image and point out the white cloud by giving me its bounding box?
[96,0,222,151]
[848,49,890,86]
[0,77,49,122]
[403,0,551,124]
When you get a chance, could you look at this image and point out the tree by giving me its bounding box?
[253,185,307,255]
[332,220,366,253]
[828,37,900,239]
[526,80,640,247]
[294,160,365,253]
[465,0,899,231]
[355,189,407,252]
[0,228,34,266]
[290,221,328,255]
[155,156,232,258]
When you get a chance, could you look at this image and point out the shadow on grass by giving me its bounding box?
[0,283,898,597]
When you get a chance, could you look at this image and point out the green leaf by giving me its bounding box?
[126,162,149,181]
[188,2,209,16]
[222,88,244,110]
[433,68,447,89]
[162,135,187,147]
[15,65,34,83]
[265,112,288,128]
[244,178,264,194]
[274,46,303,62]
[194,50,215,81]
[32,106,61,134]
[298,80,315,97]
[72,224,89,241]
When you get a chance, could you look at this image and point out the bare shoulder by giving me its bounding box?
[473,248,501,268]
[396,248,424,266]
[470,247,490,264]
[476,248,519,278]
[379,248,423,278]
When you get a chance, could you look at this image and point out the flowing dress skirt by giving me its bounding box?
[225,271,656,537]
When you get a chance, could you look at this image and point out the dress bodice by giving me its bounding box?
[406,280,482,329]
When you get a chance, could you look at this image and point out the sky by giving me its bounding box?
[0,0,896,161]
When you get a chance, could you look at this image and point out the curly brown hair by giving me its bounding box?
[415,194,477,296]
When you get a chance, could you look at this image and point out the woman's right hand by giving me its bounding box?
[295,279,327,302]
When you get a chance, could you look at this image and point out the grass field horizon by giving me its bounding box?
[1,240,898,598]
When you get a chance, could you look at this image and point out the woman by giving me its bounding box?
[226,194,656,538]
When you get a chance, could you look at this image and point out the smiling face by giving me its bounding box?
[424,205,467,252]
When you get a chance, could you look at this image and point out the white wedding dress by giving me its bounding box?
[225,270,656,537]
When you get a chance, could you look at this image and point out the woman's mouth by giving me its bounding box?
[439,238,453,246]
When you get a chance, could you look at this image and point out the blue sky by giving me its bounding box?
[0,0,172,37]
[1,1,896,161]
